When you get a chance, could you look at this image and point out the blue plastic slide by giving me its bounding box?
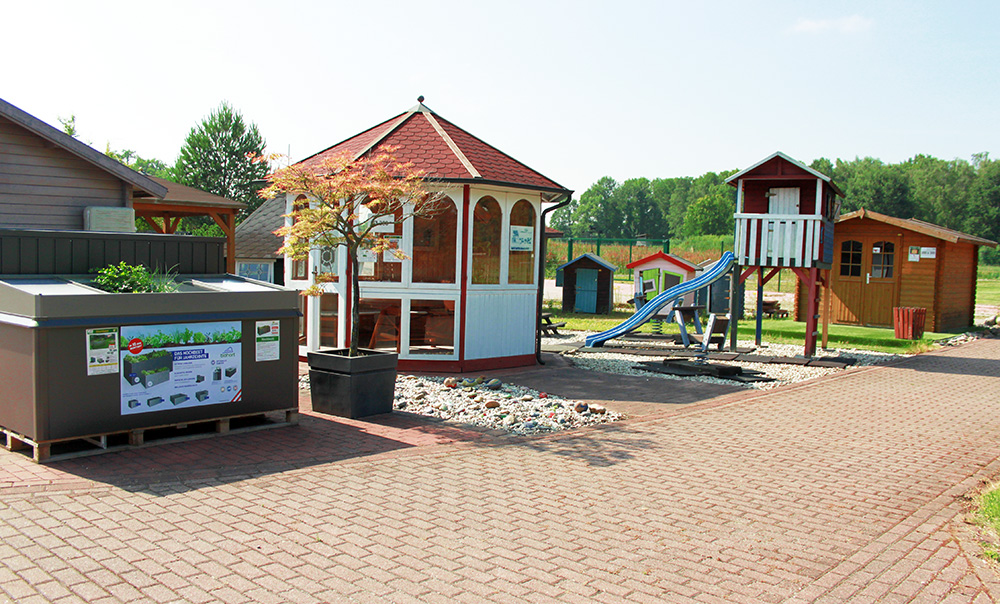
[585,251,736,348]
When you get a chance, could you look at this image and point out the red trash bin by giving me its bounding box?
[893,307,926,339]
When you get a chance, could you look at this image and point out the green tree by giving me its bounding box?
[175,102,269,218]
[683,194,734,237]
[902,154,975,228]
[105,147,174,179]
[548,196,578,235]
[840,158,914,217]
[965,156,1000,243]
[610,178,666,239]
[571,176,620,237]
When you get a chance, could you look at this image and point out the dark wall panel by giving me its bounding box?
[0,230,226,275]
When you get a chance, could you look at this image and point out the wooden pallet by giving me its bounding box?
[1,409,299,463]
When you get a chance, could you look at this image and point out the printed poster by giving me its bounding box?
[87,327,119,376]
[255,320,280,362]
[908,246,920,262]
[119,321,242,415]
[510,225,534,251]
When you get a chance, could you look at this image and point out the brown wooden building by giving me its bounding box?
[0,97,243,272]
[794,209,997,332]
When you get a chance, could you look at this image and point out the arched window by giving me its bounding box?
[412,197,457,284]
[471,197,502,284]
[508,199,536,284]
[871,241,894,278]
[839,240,862,277]
[358,206,403,283]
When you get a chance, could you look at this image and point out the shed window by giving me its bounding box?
[871,241,894,279]
[290,195,309,280]
[471,197,502,284]
[413,197,457,284]
[508,200,536,284]
[840,240,862,277]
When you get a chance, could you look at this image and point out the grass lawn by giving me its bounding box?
[978,278,1000,308]
[976,485,1000,562]
[543,303,951,354]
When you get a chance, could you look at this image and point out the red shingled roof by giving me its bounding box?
[296,101,569,194]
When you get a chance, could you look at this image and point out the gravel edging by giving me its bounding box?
[297,329,989,435]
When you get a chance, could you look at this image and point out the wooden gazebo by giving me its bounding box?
[132,177,245,273]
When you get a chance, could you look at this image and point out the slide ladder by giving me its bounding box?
[585,251,736,348]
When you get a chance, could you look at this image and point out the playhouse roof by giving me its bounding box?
[725,151,845,197]
[296,99,571,198]
[838,208,998,248]
[625,251,700,272]
[556,253,617,272]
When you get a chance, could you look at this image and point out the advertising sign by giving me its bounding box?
[119,321,242,415]
[255,320,280,362]
[510,225,534,252]
[86,327,119,376]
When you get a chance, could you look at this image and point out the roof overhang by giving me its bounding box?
[838,208,998,248]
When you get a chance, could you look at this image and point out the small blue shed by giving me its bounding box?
[556,254,617,314]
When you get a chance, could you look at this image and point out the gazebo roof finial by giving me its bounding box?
[417,95,425,103]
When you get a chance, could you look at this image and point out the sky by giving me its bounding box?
[3,0,998,196]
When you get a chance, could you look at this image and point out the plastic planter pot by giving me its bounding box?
[307,349,398,419]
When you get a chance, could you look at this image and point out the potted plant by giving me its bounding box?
[259,145,445,418]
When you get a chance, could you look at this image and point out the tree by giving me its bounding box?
[175,102,269,218]
[610,178,667,239]
[105,147,174,179]
[571,176,620,237]
[261,146,446,357]
[965,156,1000,243]
[840,158,915,217]
[683,194,734,237]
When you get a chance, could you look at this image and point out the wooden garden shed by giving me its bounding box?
[556,254,617,314]
[794,209,997,332]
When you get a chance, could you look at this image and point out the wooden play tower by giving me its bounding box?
[726,152,844,356]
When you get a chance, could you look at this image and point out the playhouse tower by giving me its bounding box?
[726,152,844,356]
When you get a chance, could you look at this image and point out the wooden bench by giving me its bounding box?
[540,313,567,336]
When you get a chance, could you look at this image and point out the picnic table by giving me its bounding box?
[540,312,567,336]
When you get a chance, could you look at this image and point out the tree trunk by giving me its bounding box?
[349,246,361,357]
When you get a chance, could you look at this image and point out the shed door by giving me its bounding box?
[575,269,598,313]
[862,239,898,327]
[769,188,800,215]
[830,238,899,327]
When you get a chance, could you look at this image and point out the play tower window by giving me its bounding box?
[471,197,502,284]
[412,197,457,284]
[508,200,536,285]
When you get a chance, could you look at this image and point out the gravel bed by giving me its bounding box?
[296,329,986,434]
[544,330,908,390]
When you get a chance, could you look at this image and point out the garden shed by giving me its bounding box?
[793,209,997,332]
[556,254,616,314]
[278,98,572,371]
[0,97,243,272]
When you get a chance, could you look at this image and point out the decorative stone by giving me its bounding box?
[443,377,458,388]
[574,402,589,413]
[485,378,502,390]
[538,392,548,398]
[520,395,533,402]
[485,400,500,409]
[589,404,607,415]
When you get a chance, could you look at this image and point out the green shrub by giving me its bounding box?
[93,262,178,293]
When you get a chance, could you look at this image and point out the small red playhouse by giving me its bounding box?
[726,151,844,355]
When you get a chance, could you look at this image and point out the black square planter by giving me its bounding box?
[307,349,398,419]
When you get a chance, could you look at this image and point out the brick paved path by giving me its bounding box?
[2,340,1000,603]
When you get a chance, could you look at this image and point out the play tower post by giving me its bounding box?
[725,152,843,356]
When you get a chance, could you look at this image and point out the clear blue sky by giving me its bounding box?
[4,0,997,195]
